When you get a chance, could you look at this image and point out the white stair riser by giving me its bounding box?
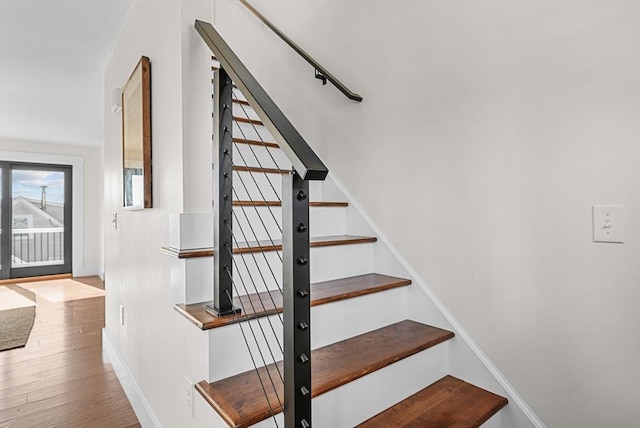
[232,103,259,121]
[230,87,247,102]
[233,206,346,242]
[250,344,450,428]
[233,143,290,171]
[232,242,374,295]
[232,121,273,144]
[482,412,502,428]
[207,286,408,382]
[180,242,373,307]
[232,171,324,201]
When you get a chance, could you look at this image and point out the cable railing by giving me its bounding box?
[5,228,65,267]
[197,19,327,428]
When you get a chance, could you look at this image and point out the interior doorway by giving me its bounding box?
[0,162,72,279]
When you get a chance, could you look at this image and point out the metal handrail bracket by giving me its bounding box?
[195,20,328,181]
[239,0,363,102]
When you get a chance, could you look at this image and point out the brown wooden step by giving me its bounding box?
[195,320,454,428]
[233,98,251,107]
[210,113,264,126]
[356,375,508,428]
[232,165,288,175]
[233,234,376,254]
[233,200,348,208]
[175,273,410,330]
[234,116,263,126]
[161,234,377,259]
[232,137,279,149]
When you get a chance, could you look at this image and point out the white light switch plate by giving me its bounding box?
[593,205,624,243]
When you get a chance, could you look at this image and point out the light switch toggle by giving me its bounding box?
[592,205,624,243]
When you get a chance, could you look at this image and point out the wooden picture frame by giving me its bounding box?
[122,56,152,209]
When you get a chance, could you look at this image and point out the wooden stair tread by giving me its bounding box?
[215,113,264,126]
[195,320,454,428]
[233,116,263,126]
[161,234,377,259]
[232,165,289,175]
[357,375,508,428]
[232,137,279,149]
[233,200,348,207]
[175,273,411,330]
[233,234,376,254]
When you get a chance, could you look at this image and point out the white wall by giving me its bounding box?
[103,1,214,426]
[213,1,640,427]
[0,139,104,277]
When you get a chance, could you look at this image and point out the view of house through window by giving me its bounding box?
[0,162,72,279]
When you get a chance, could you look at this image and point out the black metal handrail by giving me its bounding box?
[238,0,363,103]
[195,20,328,181]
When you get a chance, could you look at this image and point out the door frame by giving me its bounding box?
[0,161,73,279]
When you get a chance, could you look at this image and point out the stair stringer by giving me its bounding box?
[322,172,546,428]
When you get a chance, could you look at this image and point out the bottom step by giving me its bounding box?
[196,320,454,428]
[357,375,508,428]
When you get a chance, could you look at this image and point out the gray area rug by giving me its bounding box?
[0,289,36,352]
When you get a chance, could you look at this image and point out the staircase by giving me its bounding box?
[170,17,512,428]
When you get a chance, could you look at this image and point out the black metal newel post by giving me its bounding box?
[283,171,312,428]
[207,67,241,317]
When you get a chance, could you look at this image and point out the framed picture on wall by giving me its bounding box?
[122,56,152,209]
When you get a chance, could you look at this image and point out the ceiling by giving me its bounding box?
[0,0,132,147]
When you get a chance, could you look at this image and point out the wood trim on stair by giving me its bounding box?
[232,165,289,175]
[233,116,263,126]
[231,138,279,149]
[195,320,454,428]
[161,235,377,259]
[233,201,348,207]
[174,273,411,330]
[233,235,376,254]
[160,247,214,259]
[356,375,508,428]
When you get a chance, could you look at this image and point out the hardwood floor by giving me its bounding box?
[0,276,140,428]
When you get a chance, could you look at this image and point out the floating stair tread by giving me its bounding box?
[234,200,348,207]
[161,235,376,259]
[195,320,454,428]
[356,375,508,428]
[175,273,411,330]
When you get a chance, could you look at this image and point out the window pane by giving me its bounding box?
[11,169,65,268]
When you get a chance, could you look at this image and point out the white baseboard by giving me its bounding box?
[72,267,102,278]
[102,329,161,428]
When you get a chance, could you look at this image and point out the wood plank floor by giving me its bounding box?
[0,276,140,428]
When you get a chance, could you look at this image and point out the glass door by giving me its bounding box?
[0,162,72,279]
